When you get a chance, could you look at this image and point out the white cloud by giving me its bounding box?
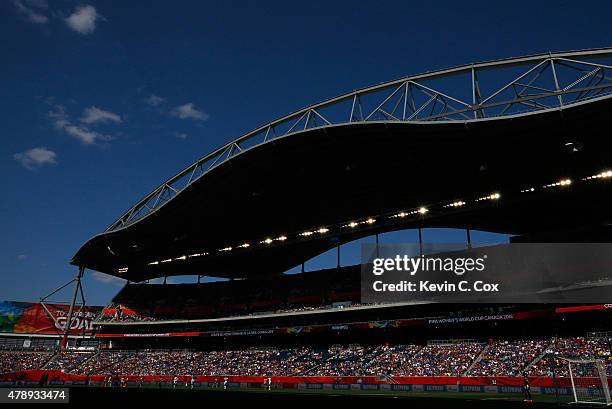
[170,103,209,121]
[80,106,121,124]
[174,132,188,139]
[62,124,100,144]
[48,104,68,122]
[144,95,165,107]
[14,0,48,24]
[91,271,127,286]
[13,147,57,170]
[17,254,28,261]
[65,5,100,35]
[49,105,111,145]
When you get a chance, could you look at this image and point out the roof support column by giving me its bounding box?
[60,266,84,350]
[418,228,423,256]
[466,228,472,249]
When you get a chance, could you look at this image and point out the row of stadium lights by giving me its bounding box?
[124,169,612,273]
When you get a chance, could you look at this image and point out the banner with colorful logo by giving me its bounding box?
[368,320,398,329]
[0,301,102,336]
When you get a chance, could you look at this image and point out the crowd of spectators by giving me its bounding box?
[0,351,51,374]
[109,267,361,321]
[98,313,157,323]
[468,339,550,376]
[72,351,133,375]
[390,343,484,376]
[315,345,382,376]
[190,348,323,376]
[45,352,94,372]
[1,337,610,378]
[61,343,486,377]
[530,337,611,377]
[69,348,324,376]
[365,344,423,375]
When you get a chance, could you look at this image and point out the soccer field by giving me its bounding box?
[57,386,572,408]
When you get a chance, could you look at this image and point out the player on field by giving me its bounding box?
[522,371,532,402]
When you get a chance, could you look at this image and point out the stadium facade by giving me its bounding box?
[2,49,612,402]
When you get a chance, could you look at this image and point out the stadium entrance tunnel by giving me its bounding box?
[71,53,612,282]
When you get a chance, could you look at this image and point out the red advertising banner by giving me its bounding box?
[555,304,612,313]
[2,371,610,389]
[0,301,102,336]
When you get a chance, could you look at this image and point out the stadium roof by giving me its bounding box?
[72,48,612,281]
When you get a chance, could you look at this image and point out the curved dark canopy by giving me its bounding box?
[72,49,612,281]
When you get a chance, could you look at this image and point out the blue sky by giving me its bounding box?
[1,0,610,305]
